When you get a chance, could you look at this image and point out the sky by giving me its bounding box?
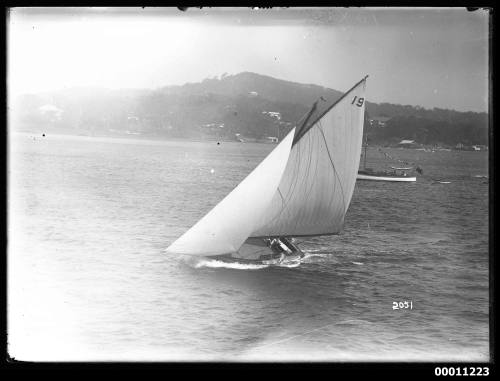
[7,7,490,112]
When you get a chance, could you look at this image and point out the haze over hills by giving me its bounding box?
[10,72,488,147]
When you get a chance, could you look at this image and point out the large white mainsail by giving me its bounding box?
[250,76,367,237]
[166,128,295,256]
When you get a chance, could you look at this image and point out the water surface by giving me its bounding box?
[8,132,489,361]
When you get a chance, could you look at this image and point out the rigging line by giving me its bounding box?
[258,133,304,230]
[277,140,303,211]
[293,130,314,204]
[318,122,346,215]
[292,101,318,145]
[287,110,329,212]
[282,131,309,204]
[281,136,303,202]
[263,105,321,233]
[327,121,343,227]
[300,132,316,203]
[317,120,336,216]
[295,133,316,233]
[288,132,314,235]
[345,106,352,215]
[303,131,321,199]
[255,139,304,234]
[277,187,285,207]
[347,103,359,203]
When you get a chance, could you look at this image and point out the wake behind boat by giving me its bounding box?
[166,76,368,265]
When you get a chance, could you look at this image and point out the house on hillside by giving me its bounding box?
[201,123,225,134]
[262,111,281,121]
[471,145,488,151]
[39,104,63,122]
[369,116,391,128]
[397,139,418,148]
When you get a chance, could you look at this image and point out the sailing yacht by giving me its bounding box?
[166,76,368,265]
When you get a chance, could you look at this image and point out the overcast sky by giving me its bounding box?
[8,7,490,112]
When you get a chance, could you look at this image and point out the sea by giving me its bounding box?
[8,132,490,362]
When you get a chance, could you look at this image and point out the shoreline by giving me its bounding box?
[11,128,241,144]
[10,128,488,152]
[10,129,282,148]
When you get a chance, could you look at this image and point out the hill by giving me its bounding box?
[10,72,488,146]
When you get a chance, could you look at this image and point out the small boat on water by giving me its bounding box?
[357,167,417,182]
[166,76,369,265]
[357,138,417,182]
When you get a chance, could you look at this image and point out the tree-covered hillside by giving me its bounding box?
[11,72,488,146]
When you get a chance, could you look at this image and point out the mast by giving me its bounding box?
[292,101,318,145]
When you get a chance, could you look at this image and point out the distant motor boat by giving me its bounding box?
[357,168,417,182]
[357,138,417,182]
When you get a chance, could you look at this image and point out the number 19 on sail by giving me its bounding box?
[352,96,364,107]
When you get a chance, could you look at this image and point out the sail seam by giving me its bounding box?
[277,188,285,207]
[277,141,302,221]
[292,132,315,234]
[255,140,302,234]
[318,122,347,216]
[318,120,336,218]
[319,119,340,225]
[304,132,321,199]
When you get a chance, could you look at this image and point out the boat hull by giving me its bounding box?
[210,237,305,265]
[212,252,304,265]
[357,173,416,182]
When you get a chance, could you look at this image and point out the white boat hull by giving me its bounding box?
[211,238,304,264]
[357,173,416,182]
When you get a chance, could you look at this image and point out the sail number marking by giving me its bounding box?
[352,96,364,107]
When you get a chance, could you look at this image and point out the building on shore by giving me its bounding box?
[39,104,63,122]
[369,116,391,128]
[397,139,418,148]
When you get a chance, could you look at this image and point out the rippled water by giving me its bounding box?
[8,132,489,361]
